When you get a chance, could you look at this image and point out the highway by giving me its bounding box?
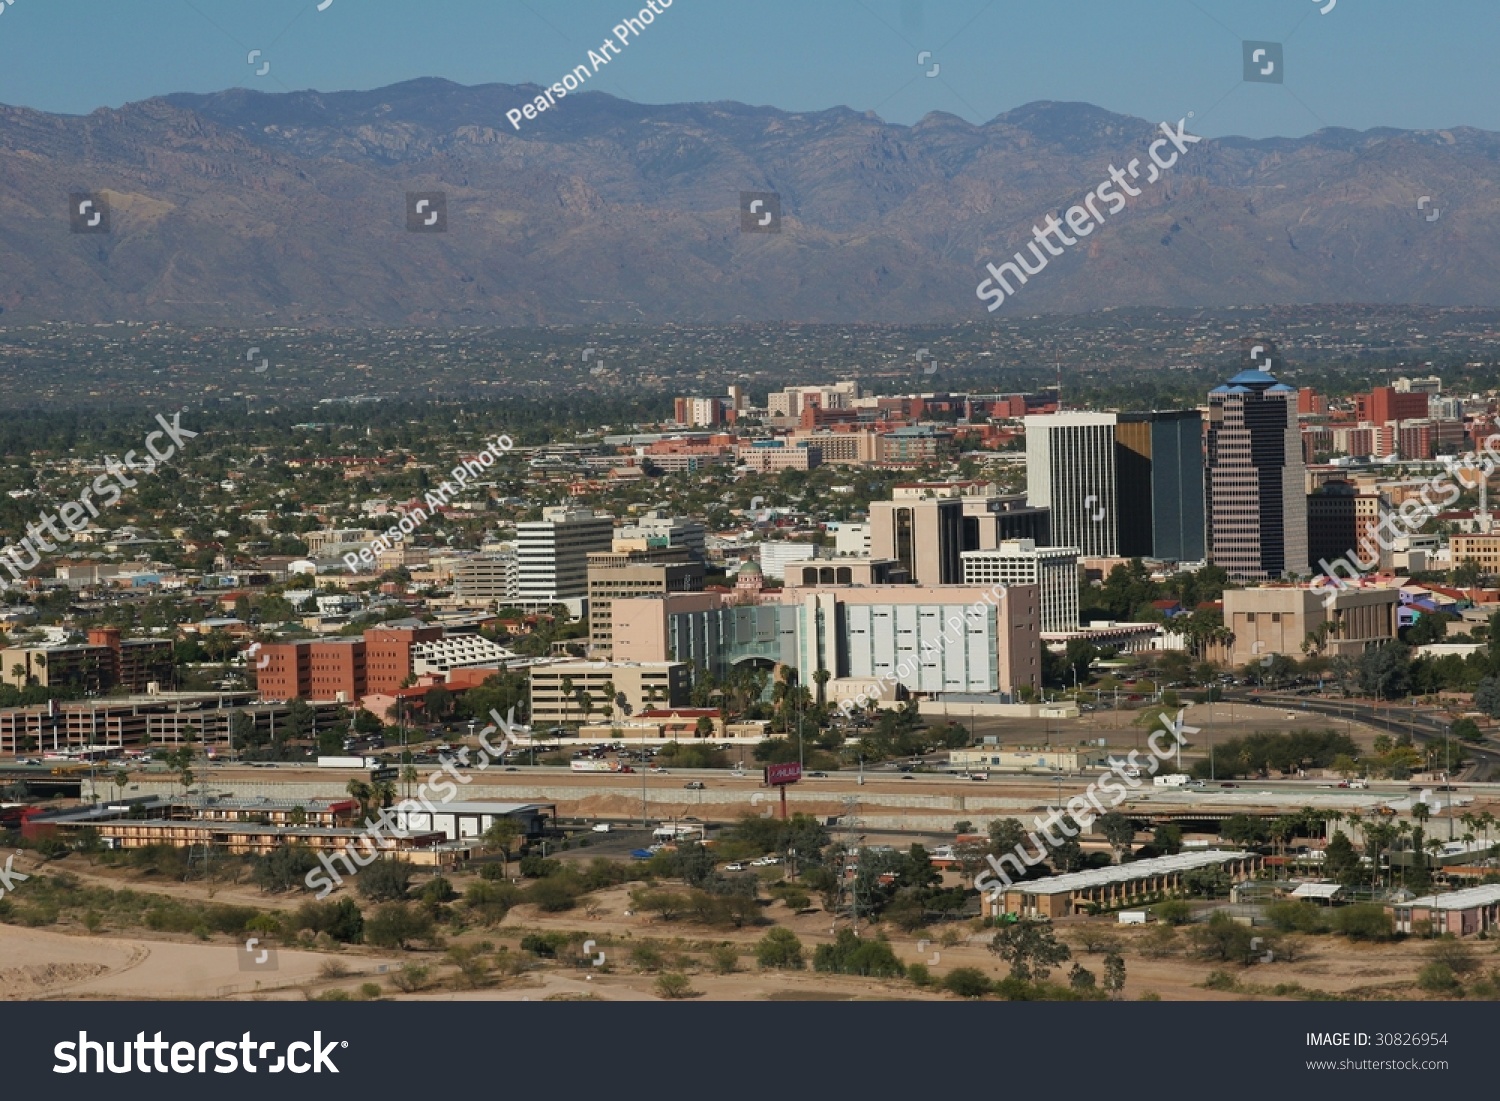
[1235,690,1500,778]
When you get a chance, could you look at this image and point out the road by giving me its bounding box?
[1236,690,1500,779]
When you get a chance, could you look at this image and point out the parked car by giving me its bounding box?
[724,862,747,872]
[684,781,706,790]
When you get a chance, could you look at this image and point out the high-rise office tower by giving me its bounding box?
[1024,412,1119,557]
[868,491,967,585]
[1115,410,1207,562]
[515,507,616,606]
[1206,366,1307,580]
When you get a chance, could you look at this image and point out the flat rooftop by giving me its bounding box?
[1006,850,1251,896]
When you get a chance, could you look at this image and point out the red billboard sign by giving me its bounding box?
[764,762,802,786]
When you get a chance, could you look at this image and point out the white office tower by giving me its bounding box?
[1024,412,1118,557]
[515,507,615,606]
[961,541,1081,633]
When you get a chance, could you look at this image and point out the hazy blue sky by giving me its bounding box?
[0,0,1493,138]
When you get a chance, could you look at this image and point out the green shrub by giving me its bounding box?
[1154,899,1193,925]
[755,928,804,970]
[940,967,991,998]
[1417,962,1460,995]
[654,972,696,999]
[1331,904,1395,942]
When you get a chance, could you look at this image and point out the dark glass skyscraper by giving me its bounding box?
[1206,368,1307,580]
[1115,410,1207,563]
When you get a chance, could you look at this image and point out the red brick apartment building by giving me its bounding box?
[256,625,442,702]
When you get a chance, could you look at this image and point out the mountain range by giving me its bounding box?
[0,78,1495,326]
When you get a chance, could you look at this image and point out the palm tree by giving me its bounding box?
[1425,837,1445,879]
[482,817,522,876]
[372,779,397,811]
[345,779,373,819]
[813,668,831,708]
[1394,820,1414,887]
[1412,801,1432,831]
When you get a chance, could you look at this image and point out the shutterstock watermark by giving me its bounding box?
[1311,436,1500,608]
[973,709,1196,898]
[343,434,512,572]
[306,708,522,898]
[975,116,1202,312]
[837,583,1008,717]
[54,1032,344,1075]
[0,851,30,900]
[0,412,196,591]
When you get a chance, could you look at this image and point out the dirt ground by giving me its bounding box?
[0,867,1460,1002]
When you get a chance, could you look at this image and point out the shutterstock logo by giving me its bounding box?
[0,852,29,899]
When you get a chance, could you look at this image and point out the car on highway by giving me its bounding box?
[591,823,613,833]
[1220,782,1237,788]
[808,771,828,778]
[649,766,668,773]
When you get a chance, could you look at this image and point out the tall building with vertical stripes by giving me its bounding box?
[1206,368,1307,580]
[1024,412,1119,558]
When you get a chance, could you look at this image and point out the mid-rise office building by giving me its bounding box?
[365,625,445,694]
[586,548,704,658]
[1307,480,1388,574]
[0,628,172,694]
[777,583,1041,702]
[528,661,691,724]
[1206,368,1308,580]
[1221,586,1398,667]
[614,510,707,563]
[869,492,967,585]
[961,541,1080,633]
[452,553,520,604]
[256,624,443,702]
[515,507,615,608]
